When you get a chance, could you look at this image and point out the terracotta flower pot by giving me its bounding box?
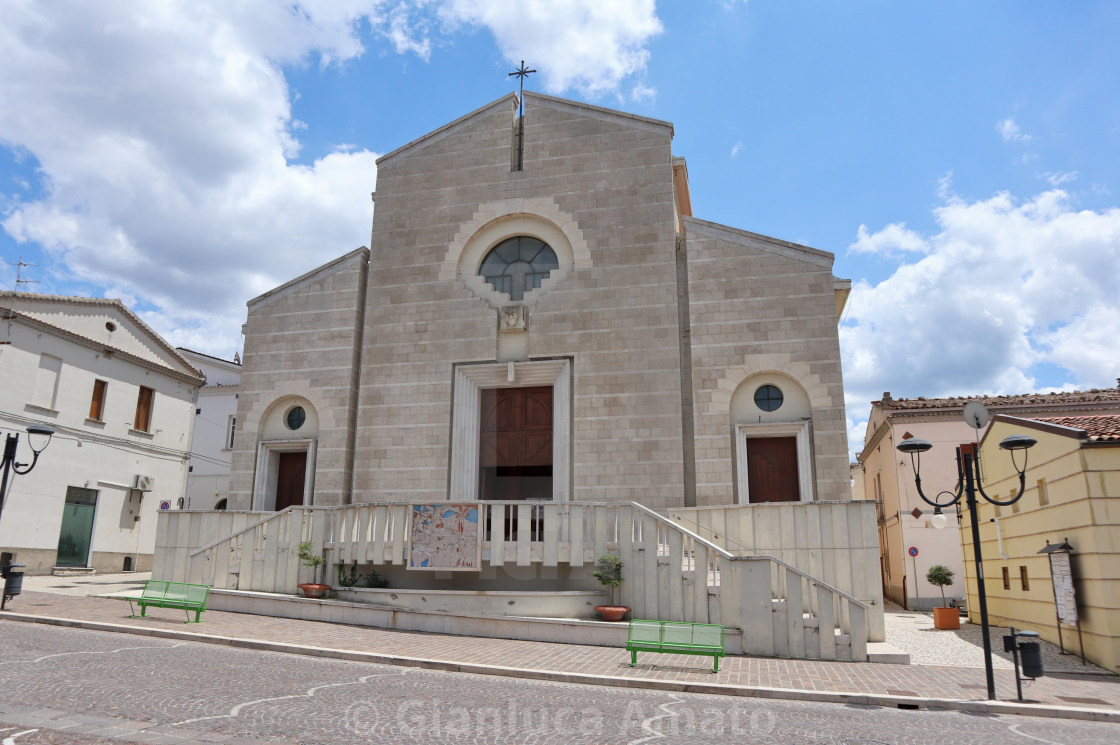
[595,605,631,622]
[297,583,331,599]
[932,606,960,630]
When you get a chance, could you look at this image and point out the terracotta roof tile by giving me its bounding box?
[878,388,1120,411]
[1031,415,1120,443]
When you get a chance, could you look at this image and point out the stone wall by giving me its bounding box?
[228,248,369,508]
[682,219,850,504]
[353,94,687,507]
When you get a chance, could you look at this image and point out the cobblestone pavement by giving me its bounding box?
[3,586,1117,720]
[0,623,1118,745]
[882,602,1110,675]
[20,572,151,597]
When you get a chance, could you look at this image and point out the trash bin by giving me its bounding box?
[2,563,25,609]
[1019,639,1044,679]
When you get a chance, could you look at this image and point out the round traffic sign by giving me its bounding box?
[908,546,919,557]
[159,501,171,511]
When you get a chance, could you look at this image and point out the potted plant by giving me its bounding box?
[296,541,330,599]
[592,554,630,621]
[927,564,959,629]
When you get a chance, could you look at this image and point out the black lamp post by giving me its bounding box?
[0,424,55,524]
[897,432,1036,700]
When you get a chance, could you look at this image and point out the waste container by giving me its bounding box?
[2,563,25,609]
[1019,639,1044,679]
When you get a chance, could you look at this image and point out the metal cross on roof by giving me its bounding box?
[508,61,536,171]
[508,60,536,114]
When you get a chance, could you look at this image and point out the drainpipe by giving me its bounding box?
[990,517,1009,560]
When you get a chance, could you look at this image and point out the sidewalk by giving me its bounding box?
[3,574,1118,723]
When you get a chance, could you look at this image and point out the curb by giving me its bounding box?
[1,612,1116,723]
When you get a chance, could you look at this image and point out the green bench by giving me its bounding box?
[125,580,209,623]
[625,619,726,672]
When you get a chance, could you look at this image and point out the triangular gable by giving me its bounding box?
[376,94,519,168]
[0,292,202,381]
[683,216,835,269]
[248,246,369,312]
[525,91,674,136]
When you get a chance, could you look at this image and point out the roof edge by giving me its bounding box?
[248,246,369,311]
[525,91,674,136]
[376,94,519,168]
[1,307,204,385]
[987,414,1088,441]
[0,291,201,379]
[682,217,834,268]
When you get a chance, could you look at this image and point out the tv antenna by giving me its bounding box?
[9,257,40,291]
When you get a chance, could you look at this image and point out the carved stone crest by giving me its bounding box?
[499,305,527,332]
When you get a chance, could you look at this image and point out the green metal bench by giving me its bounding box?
[125,580,209,623]
[625,619,726,672]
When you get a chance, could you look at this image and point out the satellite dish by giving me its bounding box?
[963,401,990,429]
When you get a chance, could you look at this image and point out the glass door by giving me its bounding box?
[56,487,97,567]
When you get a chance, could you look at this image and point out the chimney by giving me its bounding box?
[882,391,893,403]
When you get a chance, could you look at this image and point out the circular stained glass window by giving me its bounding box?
[479,236,559,301]
[285,406,306,430]
[754,385,784,412]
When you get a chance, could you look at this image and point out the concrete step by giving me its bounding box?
[867,642,911,665]
[51,567,96,577]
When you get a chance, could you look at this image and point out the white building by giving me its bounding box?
[0,292,203,574]
[178,348,241,511]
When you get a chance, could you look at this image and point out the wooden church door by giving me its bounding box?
[746,436,800,502]
[275,451,307,511]
[479,386,553,501]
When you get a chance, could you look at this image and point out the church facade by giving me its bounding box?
[227,92,851,512]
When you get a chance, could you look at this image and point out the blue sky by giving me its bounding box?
[2,1,1118,453]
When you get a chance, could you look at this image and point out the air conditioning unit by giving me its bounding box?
[133,474,154,492]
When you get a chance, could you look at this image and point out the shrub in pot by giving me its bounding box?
[592,554,629,621]
[926,564,960,630]
[296,541,330,598]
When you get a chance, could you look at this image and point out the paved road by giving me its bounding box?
[0,624,1115,745]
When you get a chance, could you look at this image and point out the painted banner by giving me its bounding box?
[407,503,482,571]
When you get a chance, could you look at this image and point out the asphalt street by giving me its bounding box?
[0,623,1115,745]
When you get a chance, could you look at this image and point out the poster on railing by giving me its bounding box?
[407,503,482,570]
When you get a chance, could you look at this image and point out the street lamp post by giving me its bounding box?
[0,424,55,525]
[897,432,1036,700]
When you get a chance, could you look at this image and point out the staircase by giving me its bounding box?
[153,501,871,661]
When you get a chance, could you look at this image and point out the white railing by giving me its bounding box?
[665,501,884,642]
[154,501,870,661]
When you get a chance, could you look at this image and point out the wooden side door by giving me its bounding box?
[745,436,800,503]
[275,451,307,511]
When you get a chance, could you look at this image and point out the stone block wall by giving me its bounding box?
[228,248,369,508]
[354,94,687,507]
[682,219,850,504]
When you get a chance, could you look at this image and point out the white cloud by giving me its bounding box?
[1042,170,1078,186]
[0,1,667,358]
[841,189,1120,417]
[849,222,929,256]
[730,141,743,159]
[997,117,1032,143]
[440,0,663,97]
[631,83,657,103]
[936,172,955,202]
[0,1,388,357]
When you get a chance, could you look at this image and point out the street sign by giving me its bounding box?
[159,501,171,511]
[908,546,919,557]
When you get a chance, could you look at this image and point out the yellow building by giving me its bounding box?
[962,414,1120,673]
[856,387,1120,610]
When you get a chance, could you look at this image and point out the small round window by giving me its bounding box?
[754,385,784,412]
[285,406,306,430]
